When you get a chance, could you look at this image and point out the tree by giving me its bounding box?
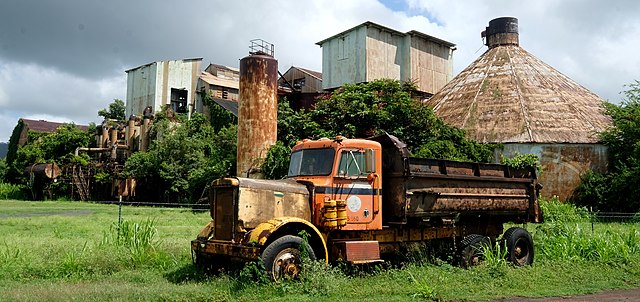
[572,81,640,212]
[308,79,494,160]
[262,79,496,179]
[123,113,237,203]
[98,99,126,121]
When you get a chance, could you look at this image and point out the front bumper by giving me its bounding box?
[191,239,261,261]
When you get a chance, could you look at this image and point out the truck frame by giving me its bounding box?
[192,134,542,279]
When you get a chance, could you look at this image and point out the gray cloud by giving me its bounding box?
[0,0,638,142]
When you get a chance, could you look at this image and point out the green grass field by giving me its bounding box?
[0,199,639,301]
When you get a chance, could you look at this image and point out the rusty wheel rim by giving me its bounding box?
[272,248,300,280]
[514,238,530,265]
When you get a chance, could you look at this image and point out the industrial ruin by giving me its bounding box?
[426,17,611,200]
[16,18,610,202]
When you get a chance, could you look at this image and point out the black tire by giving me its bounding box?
[502,227,534,266]
[261,235,316,280]
[458,234,490,268]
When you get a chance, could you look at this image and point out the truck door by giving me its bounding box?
[334,148,378,227]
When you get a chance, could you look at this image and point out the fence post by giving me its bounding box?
[590,206,594,233]
[118,195,123,228]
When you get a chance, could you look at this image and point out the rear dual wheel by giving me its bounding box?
[459,234,490,268]
[502,227,534,266]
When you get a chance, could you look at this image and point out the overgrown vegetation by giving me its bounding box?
[572,80,640,212]
[1,200,639,301]
[98,99,126,122]
[501,153,542,174]
[263,79,496,179]
[200,90,238,132]
[536,198,640,264]
[3,121,95,199]
[0,183,25,200]
[123,111,237,203]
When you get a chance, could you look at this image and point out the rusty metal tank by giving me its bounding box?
[237,40,278,178]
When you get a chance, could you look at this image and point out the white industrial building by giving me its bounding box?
[317,21,456,97]
[125,58,202,118]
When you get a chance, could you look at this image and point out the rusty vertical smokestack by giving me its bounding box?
[237,40,278,178]
[110,126,118,160]
[482,17,519,48]
[126,115,136,156]
[140,106,153,152]
[101,123,109,148]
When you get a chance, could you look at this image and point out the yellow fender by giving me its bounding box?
[247,217,328,263]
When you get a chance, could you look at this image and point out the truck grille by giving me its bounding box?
[213,186,236,241]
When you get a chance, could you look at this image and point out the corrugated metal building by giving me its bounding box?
[278,66,323,93]
[317,21,456,97]
[125,58,202,118]
[425,17,612,200]
[196,63,240,117]
[278,66,324,110]
[13,118,89,147]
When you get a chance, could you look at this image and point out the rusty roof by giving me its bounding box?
[21,118,89,133]
[425,45,611,144]
[199,71,239,90]
[294,66,322,81]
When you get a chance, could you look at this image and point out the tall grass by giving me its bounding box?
[539,196,589,223]
[535,197,640,264]
[1,200,640,301]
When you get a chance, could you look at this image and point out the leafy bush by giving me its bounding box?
[261,141,291,179]
[262,79,498,179]
[123,113,237,203]
[501,153,541,174]
[0,183,25,200]
[572,81,640,212]
[539,197,589,223]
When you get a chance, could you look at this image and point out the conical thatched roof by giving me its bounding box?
[426,18,611,144]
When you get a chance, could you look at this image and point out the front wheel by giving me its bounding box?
[502,227,534,266]
[261,235,316,280]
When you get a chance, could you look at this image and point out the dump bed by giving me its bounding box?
[369,134,542,224]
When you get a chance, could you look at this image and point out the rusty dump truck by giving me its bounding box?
[192,134,542,278]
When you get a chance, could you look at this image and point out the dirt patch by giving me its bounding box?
[0,210,94,219]
[492,288,640,302]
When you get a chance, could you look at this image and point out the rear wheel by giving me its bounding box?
[261,235,316,280]
[458,234,490,268]
[502,227,534,266]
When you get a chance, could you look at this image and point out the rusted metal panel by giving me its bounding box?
[236,178,311,229]
[365,27,402,82]
[210,177,311,239]
[370,134,540,223]
[191,239,261,261]
[501,143,609,201]
[409,36,454,94]
[334,241,381,263]
[237,49,278,178]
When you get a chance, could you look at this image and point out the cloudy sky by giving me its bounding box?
[1,0,638,142]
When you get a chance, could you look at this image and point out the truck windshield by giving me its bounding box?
[288,148,336,177]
